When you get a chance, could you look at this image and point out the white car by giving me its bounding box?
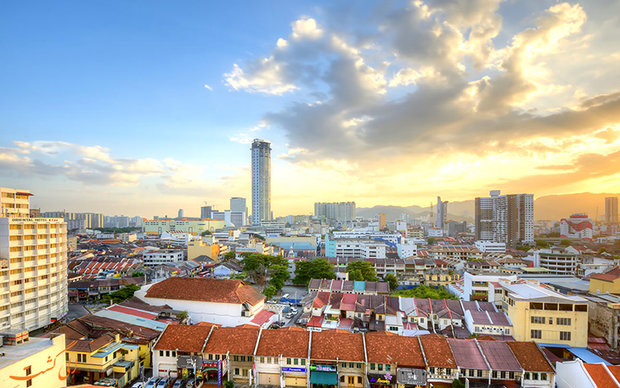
[131,383,143,388]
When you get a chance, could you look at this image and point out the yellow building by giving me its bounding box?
[143,218,225,235]
[187,239,221,261]
[424,270,460,287]
[60,330,140,387]
[501,282,589,347]
[0,187,68,332]
[0,333,67,388]
[589,267,620,295]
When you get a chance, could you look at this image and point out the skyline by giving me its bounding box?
[1,1,620,217]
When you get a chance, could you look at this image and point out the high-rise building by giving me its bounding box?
[230,197,247,213]
[606,197,618,224]
[178,209,184,219]
[229,197,247,226]
[475,190,534,247]
[251,139,271,225]
[314,202,356,222]
[200,205,213,219]
[379,212,386,230]
[0,188,68,331]
[436,196,448,232]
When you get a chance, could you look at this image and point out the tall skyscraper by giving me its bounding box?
[0,187,68,331]
[605,197,618,224]
[436,196,448,232]
[251,139,271,225]
[178,209,184,219]
[475,190,534,247]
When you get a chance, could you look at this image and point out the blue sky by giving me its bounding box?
[1,1,619,217]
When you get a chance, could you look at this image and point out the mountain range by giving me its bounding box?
[356,193,619,222]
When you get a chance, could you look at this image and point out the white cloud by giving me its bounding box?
[291,17,324,40]
[203,84,213,91]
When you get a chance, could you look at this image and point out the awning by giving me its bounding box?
[310,371,338,385]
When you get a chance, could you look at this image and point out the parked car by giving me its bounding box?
[286,312,294,319]
[145,378,161,388]
[131,383,144,388]
[156,378,169,388]
[186,378,195,388]
[172,379,184,388]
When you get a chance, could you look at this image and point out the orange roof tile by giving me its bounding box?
[506,342,554,372]
[204,326,260,355]
[256,327,309,358]
[583,363,620,387]
[419,334,456,368]
[146,277,264,305]
[154,324,215,352]
[365,332,425,368]
[310,330,364,362]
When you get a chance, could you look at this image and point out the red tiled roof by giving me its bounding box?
[506,342,554,372]
[419,334,456,368]
[256,327,309,358]
[204,326,260,355]
[108,305,157,320]
[145,277,264,305]
[583,363,620,387]
[250,310,275,326]
[311,330,364,362]
[154,324,214,351]
[365,332,425,368]
[591,267,620,282]
[307,315,324,327]
[478,340,521,371]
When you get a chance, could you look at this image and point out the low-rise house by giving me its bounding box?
[203,326,260,385]
[152,324,214,379]
[310,330,365,387]
[589,266,620,295]
[213,261,243,278]
[419,334,458,385]
[136,277,265,326]
[254,327,310,387]
[365,332,427,388]
[507,341,556,387]
[464,309,514,338]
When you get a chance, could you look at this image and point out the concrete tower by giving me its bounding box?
[251,139,271,225]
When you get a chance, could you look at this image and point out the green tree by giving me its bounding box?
[293,258,335,285]
[560,239,572,246]
[201,230,212,236]
[101,283,141,304]
[263,284,277,300]
[384,273,399,292]
[427,237,436,245]
[224,381,235,388]
[535,240,551,249]
[131,271,144,277]
[176,310,189,324]
[349,269,363,281]
[346,261,377,281]
[391,285,457,300]
[224,251,236,261]
[268,264,290,290]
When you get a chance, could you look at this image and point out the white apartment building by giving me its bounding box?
[462,272,518,304]
[332,230,402,244]
[326,238,387,259]
[0,188,31,218]
[0,188,68,332]
[142,249,185,267]
[533,249,578,275]
[474,241,507,253]
[397,243,417,258]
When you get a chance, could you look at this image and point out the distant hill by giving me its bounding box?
[357,193,619,222]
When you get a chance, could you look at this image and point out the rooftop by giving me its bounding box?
[154,324,214,352]
[144,277,265,305]
[256,327,309,358]
[0,336,59,369]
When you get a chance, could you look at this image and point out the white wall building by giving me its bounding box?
[142,249,185,267]
[397,243,417,258]
[462,272,518,304]
[136,277,265,326]
[0,188,68,331]
[474,240,506,253]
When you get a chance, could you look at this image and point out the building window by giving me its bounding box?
[386,364,391,371]
[492,371,497,378]
[524,372,530,380]
[165,350,170,357]
[501,371,506,379]
[378,364,383,371]
[531,316,545,324]
[370,363,375,370]
[509,371,514,379]
[560,331,571,341]
[234,368,239,375]
[477,370,482,377]
[356,363,361,369]
[557,318,571,325]
[294,358,299,365]
[302,359,306,366]
[531,330,542,339]
[26,379,32,387]
[533,373,539,380]
[429,367,435,374]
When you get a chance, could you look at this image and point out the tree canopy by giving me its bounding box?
[241,254,288,284]
[101,283,141,304]
[346,261,378,281]
[391,284,457,300]
[293,258,335,285]
[383,273,398,292]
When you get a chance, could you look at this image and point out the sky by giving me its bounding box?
[1,0,619,218]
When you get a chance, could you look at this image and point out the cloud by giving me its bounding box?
[203,84,213,91]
